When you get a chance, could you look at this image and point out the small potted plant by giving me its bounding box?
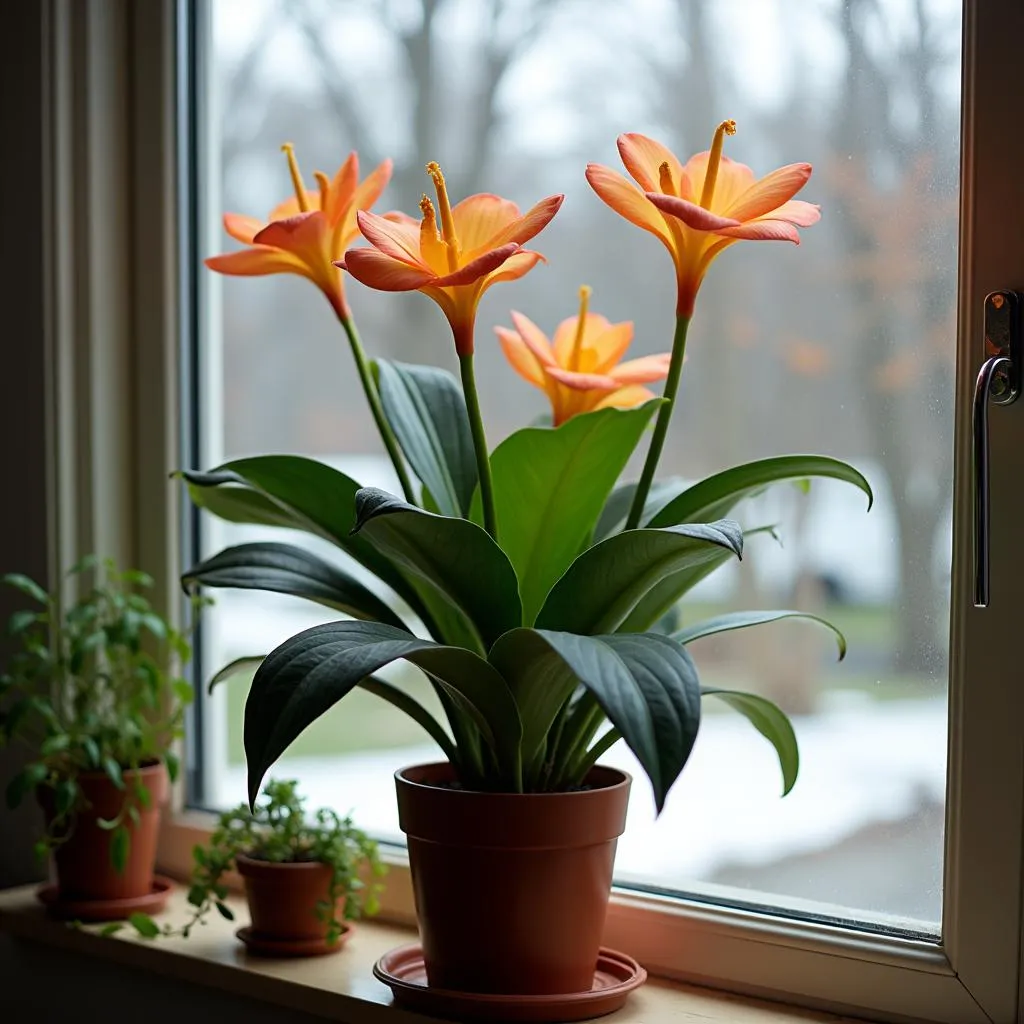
[0,557,202,921]
[125,778,384,956]
[181,125,868,1016]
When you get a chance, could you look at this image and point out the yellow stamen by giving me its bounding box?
[569,286,593,371]
[658,161,675,196]
[314,171,331,212]
[281,143,310,212]
[699,119,737,210]
[420,194,441,247]
[426,161,460,271]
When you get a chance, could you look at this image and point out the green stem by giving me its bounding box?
[624,314,692,530]
[458,354,497,540]
[337,313,417,504]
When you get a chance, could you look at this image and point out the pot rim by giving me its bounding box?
[395,761,632,798]
[67,759,165,783]
[235,852,335,875]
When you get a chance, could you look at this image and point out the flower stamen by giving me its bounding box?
[426,161,460,271]
[570,285,593,371]
[658,161,675,196]
[699,119,737,210]
[314,171,331,212]
[281,143,310,212]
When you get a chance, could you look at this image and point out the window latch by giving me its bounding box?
[973,289,1021,607]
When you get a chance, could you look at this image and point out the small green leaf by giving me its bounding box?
[54,779,78,817]
[172,680,195,705]
[111,826,130,873]
[215,901,235,921]
[128,912,160,938]
[82,737,101,767]
[164,751,180,783]
[97,815,120,831]
[103,758,124,790]
[187,883,207,907]
[127,805,140,825]
[207,655,264,694]
[6,763,47,809]
[40,733,71,757]
[8,610,40,635]
[2,573,49,604]
[135,782,152,809]
[99,922,124,937]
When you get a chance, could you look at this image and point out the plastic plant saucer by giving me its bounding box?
[373,944,647,1022]
[236,921,355,958]
[37,875,174,922]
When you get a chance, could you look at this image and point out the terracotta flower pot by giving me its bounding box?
[236,855,345,941]
[396,762,631,996]
[38,761,168,903]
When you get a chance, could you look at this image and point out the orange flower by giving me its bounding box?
[206,144,392,320]
[586,122,820,317]
[496,287,671,426]
[339,162,563,355]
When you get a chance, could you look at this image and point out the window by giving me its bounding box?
[164,1,1023,1020]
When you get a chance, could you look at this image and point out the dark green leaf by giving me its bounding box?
[537,521,743,634]
[111,827,130,874]
[164,751,180,783]
[2,573,49,605]
[353,488,521,651]
[128,912,159,938]
[8,610,41,635]
[377,359,477,518]
[674,610,846,660]
[245,620,521,806]
[182,542,407,629]
[99,923,124,937]
[54,779,78,817]
[649,456,873,527]
[83,737,101,768]
[135,782,152,809]
[594,477,687,541]
[356,674,456,763]
[5,763,47,809]
[40,733,71,757]
[474,403,660,624]
[703,688,799,795]
[187,883,207,907]
[103,758,124,790]
[215,901,235,921]
[207,655,265,694]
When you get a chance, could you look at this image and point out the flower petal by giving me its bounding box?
[609,353,672,384]
[552,313,613,366]
[592,384,656,412]
[478,194,564,251]
[432,243,521,287]
[714,219,801,242]
[205,247,307,277]
[224,213,264,245]
[356,210,431,269]
[253,211,330,257]
[723,163,813,223]
[509,311,557,369]
[545,365,621,392]
[342,247,435,291]
[618,133,685,192]
[324,152,360,225]
[269,190,321,221]
[773,199,821,227]
[496,326,547,387]
[590,323,635,373]
[586,165,671,245]
[482,250,544,288]
[453,194,521,255]
[338,158,394,246]
[644,193,742,231]
[681,153,756,213]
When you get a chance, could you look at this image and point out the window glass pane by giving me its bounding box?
[198,0,959,933]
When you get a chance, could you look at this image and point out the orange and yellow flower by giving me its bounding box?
[206,144,392,320]
[339,162,563,355]
[586,122,820,317]
[496,287,671,426]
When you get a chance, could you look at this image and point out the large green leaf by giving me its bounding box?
[702,688,799,795]
[182,542,407,629]
[528,630,702,812]
[536,521,743,635]
[177,472,299,531]
[245,620,521,805]
[475,403,660,624]
[649,456,873,527]
[353,488,522,651]
[376,359,477,518]
[594,477,687,541]
[674,609,846,660]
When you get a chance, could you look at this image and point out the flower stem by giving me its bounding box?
[625,314,691,530]
[337,313,417,504]
[459,353,497,540]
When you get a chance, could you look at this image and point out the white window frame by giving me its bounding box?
[35,1,1024,1021]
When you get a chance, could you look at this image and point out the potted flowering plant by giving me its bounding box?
[0,557,203,920]
[182,123,868,1009]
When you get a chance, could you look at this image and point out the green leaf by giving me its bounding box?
[649,456,873,527]
[537,521,743,635]
[703,688,799,795]
[103,758,125,790]
[187,883,207,907]
[527,630,702,813]
[594,477,687,541]
[353,488,521,651]
[2,573,49,605]
[207,655,265,694]
[376,359,477,518]
[215,901,235,921]
[8,610,41,635]
[182,542,406,629]
[128,912,159,938]
[82,737,101,768]
[356,674,457,763]
[674,609,847,660]
[473,403,660,624]
[40,733,71,757]
[5,763,47,809]
[97,816,121,831]
[164,751,180,783]
[54,779,78,817]
[111,826,130,873]
[172,680,195,705]
[245,620,521,807]
[99,923,124,937]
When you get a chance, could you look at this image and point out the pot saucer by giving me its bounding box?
[373,944,647,1022]
[236,921,355,958]
[37,875,173,922]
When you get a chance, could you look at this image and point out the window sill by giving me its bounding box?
[0,883,861,1024]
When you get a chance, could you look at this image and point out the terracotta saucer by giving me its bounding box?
[235,921,355,958]
[373,944,647,1022]
[37,875,174,922]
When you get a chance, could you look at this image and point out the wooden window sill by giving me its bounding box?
[0,883,860,1023]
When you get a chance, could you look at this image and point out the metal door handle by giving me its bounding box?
[973,290,1021,607]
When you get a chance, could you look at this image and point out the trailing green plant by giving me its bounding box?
[119,779,384,943]
[0,556,206,871]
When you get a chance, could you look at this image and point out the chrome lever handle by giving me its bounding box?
[972,290,1021,608]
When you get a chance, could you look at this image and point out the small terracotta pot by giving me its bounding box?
[38,761,168,903]
[236,855,345,941]
[396,762,631,996]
